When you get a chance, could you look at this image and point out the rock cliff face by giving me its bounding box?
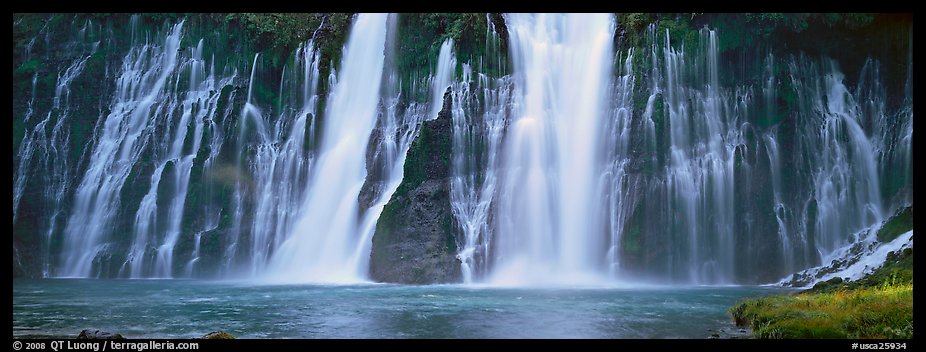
[368,90,461,284]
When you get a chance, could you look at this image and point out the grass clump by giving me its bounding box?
[730,282,913,339]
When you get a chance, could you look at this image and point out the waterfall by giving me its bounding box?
[450,65,511,283]
[450,18,511,284]
[59,20,237,278]
[603,49,636,279]
[119,36,236,278]
[657,29,739,283]
[13,43,95,277]
[12,14,911,284]
[764,133,793,275]
[266,13,390,283]
[230,40,321,277]
[355,18,442,282]
[798,59,885,257]
[60,22,186,277]
[429,39,456,120]
[489,13,616,285]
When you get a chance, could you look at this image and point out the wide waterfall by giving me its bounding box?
[12,13,911,286]
[444,15,911,285]
[58,21,238,278]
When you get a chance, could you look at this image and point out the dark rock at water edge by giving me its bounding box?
[77,329,125,339]
[706,326,752,339]
[201,331,236,339]
[369,90,462,284]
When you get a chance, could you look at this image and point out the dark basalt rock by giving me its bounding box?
[369,89,462,284]
[77,329,125,339]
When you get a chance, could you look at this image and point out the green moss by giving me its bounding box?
[442,212,457,253]
[394,13,503,102]
[622,201,644,256]
[394,130,427,198]
[14,59,40,78]
[393,115,450,198]
[222,13,324,66]
[651,93,667,170]
[376,201,398,241]
[780,72,798,110]
[191,13,352,102]
[877,207,912,243]
[617,13,650,36]
[370,198,400,271]
[14,114,26,151]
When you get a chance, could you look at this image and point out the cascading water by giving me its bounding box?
[429,39,456,120]
[489,13,616,285]
[450,65,511,283]
[13,19,99,277]
[57,20,238,278]
[602,49,636,279]
[449,19,510,284]
[12,13,911,285]
[792,58,886,260]
[119,38,236,279]
[448,16,910,285]
[60,21,187,277]
[352,15,440,280]
[265,13,454,283]
[657,29,739,283]
[230,40,321,277]
[266,13,390,283]
[764,133,794,275]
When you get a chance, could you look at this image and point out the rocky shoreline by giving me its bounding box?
[13,329,236,340]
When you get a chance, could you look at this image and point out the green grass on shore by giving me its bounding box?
[730,283,913,338]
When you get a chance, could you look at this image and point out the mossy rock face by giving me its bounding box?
[810,276,844,292]
[201,331,236,339]
[877,206,913,243]
[368,91,461,284]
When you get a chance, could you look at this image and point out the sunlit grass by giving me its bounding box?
[730,283,913,338]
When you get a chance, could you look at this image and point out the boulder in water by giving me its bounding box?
[77,329,125,339]
[201,331,235,339]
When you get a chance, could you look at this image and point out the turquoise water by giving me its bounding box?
[13,279,791,338]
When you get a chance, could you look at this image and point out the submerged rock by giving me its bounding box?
[76,329,125,339]
[201,331,236,339]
